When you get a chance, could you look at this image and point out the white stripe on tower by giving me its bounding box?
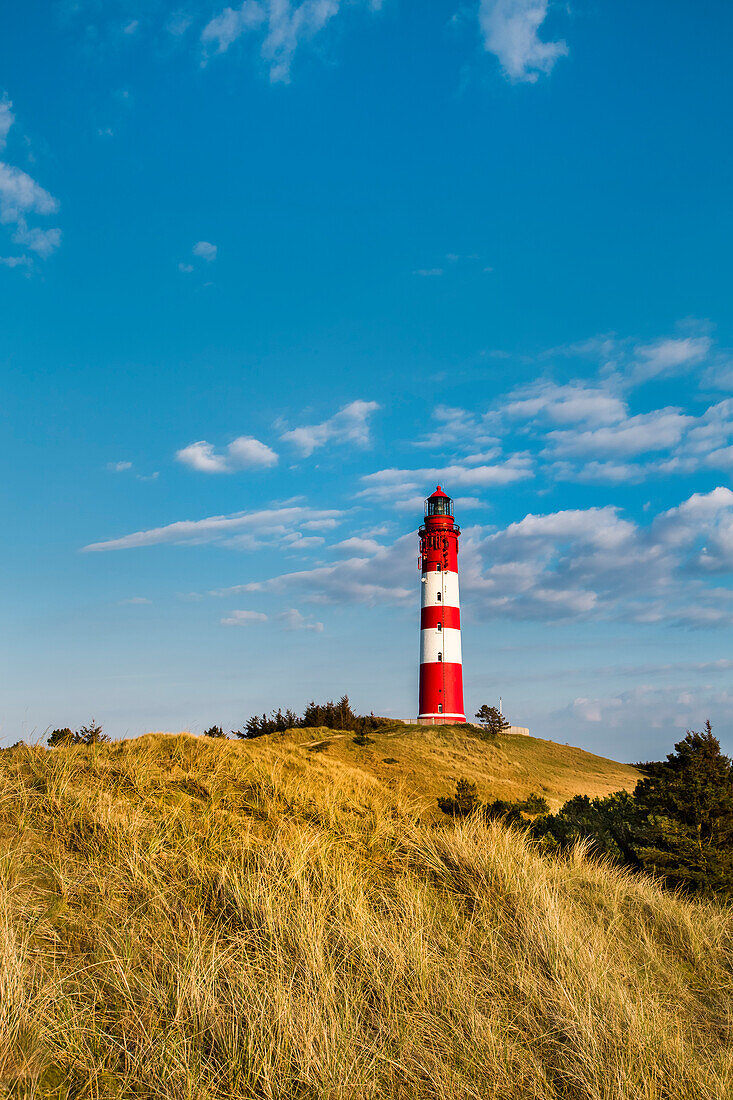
[421,572,459,609]
[420,625,462,664]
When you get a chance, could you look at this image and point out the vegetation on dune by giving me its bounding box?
[438,779,550,820]
[533,723,733,899]
[271,721,640,819]
[1,732,732,1098]
[203,725,227,739]
[46,720,109,747]
[233,695,393,739]
[474,704,511,736]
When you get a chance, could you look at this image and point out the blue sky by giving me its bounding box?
[2,0,733,757]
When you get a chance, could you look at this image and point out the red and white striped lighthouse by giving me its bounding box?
[417,486,466,725]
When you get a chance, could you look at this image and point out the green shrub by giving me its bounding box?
[438,779,480,817]
[47,728,77,747]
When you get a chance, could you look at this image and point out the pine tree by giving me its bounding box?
[474,705,510,736]
[77,719,110,745]
[636,722,733,848]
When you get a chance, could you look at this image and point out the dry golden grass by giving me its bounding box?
[262,723,642,815]
[0,731,731,1099]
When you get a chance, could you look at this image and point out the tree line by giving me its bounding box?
[41,700,507,748]
[232,696,393,738]
[47,720,110,746]
[40,697,392,747]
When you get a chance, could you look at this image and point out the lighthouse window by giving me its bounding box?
[438,704,443,713]
[438,652,442,662]
[436,563,441,571]
[436,592,441,601]
[437,622,442,632]
[426,497,454,517]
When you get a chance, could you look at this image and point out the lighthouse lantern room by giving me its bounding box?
[417,487,466,724]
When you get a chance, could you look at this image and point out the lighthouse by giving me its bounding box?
[417,487,466,724]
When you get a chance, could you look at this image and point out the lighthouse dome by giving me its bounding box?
[425,485,453,517]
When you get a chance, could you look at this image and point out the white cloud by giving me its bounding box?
[0,97,14,152]
[0,94,61,266]
[108,461,132,472]
[13,222,61,258]
[118,596,151,605]
[202,2,265,53]
[534,326,714,390]
[202,0,356,84]
[653,487,733,576]
[504,381,627,427]
[452,496,490,510]
[192,240,217,261]
[358,457,532,504]
[548,459,648,485]
[282,532,325,551]
[176,435,278,473]
[562,684,733,741]
[228,435,277,467]
[332,536,382,555]
[545,408,692,460]
[167,11,194,36]
[0,164,58,220]
[407,327,731,486]
[281,399,380,457]
[413,268,444,277]
[193,489,733,631]
[458,487,733,626]
[537,397,733,480]
[479,0,568,83]
[413,405,500,453]
[632,335,710,382]
[218,534,416,607]
[278,607,324,632]
[123,19,139,34]
[704,358,733,392]
[82,505,343,552]
[178,261,194,273]
[221,609,268,625]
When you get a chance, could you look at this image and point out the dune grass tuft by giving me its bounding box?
[0,733,731,1098]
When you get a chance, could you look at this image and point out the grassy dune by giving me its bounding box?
[264,723,642,815]
[1,732,731,1098]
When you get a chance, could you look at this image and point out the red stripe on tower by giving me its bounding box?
[417,486,466,725]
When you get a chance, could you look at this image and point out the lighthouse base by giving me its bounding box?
[416,714,467,725]
[418,662,465,725]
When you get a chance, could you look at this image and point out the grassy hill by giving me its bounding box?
[261,723,642,816]
[1,730,731,1099]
